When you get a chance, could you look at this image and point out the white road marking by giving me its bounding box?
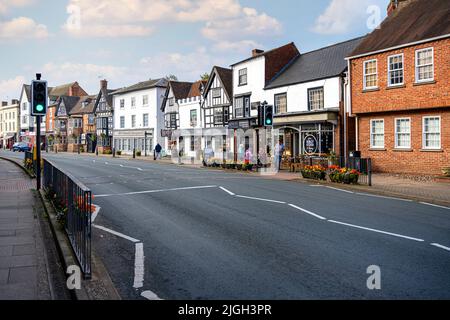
[326,186,354,194]
[92,224,141,243]
[105,162,109,165]
[355,193,413,202]
[288,204,327,220]
[420,202,450,210]
[95,185,217,198]
[219,186,235,196]
[137,168,143,171]
[235,195,286,204]
[141,290,162,300]
[310,185,323,187]
[133,242,145,289]
[328,220,425,242]
[91,205,101,223]
[430,243,450,252]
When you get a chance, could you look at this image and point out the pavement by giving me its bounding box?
[1,150,448,300]
[0,158,70,300]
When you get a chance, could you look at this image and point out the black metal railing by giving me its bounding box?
[339,156,372,186]
[43,158,92,278]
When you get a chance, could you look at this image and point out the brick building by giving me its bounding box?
[347,0,450,175]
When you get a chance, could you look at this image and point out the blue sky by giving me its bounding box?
[0,0,387,100]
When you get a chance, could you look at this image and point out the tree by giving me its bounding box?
[200,73,210,81]
[165,74,178,81]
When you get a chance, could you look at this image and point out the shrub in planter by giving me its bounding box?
[442,167,450,177]
[329,166,360,184]
[136,150,142,157]
[236,163,243,170]
[116,150,122,156]
[301,165,327,180]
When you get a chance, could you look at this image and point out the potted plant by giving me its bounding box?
[442,167,450,177]
[301,165,327,180]
[136,150,142,157]
[116,150,122,156]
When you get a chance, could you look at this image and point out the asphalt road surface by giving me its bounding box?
[2,150,450,299]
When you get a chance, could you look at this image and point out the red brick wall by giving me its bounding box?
[351,38,450,114]
[358,109,450,175]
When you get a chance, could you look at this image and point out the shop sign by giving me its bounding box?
[304,135,318,154]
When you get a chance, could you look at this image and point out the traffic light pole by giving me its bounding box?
[36,115,41,190]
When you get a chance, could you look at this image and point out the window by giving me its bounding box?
[131,115,136,128]
[370,120,385,148]
[143,114,149,127]
[131,97,136,108]
[395,118,411,149]
[22,102,27,111]
[120,99,125,109]
[308,87,324,111]
[170,113,177,128]
[234,96,250,118]
[416,48,434,82]
[120,116,125,128]
[190,136,195,152]
[423,116,440,149]
[168,98,174,106]
[388,54,404,86]
[88,114,95,125]
[238,68,247,86]
[212,88,221,99]
[274,93,287,114]
[143,95,148,106]
[363,59,378,89]
[190,109,197,127]
[213,108,223,125]
[22,115,26,124]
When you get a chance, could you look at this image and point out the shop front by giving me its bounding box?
[113,129,154,156]
[273,110,339,169]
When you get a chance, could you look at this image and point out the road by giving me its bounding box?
[1,150,450,299]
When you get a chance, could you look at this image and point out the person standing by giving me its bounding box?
[154,143,162,160]
[274,140,285,170]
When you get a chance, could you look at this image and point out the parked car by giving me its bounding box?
[12,142,31,152]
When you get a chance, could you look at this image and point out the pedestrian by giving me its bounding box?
[238,144,245,162]
[154,143,162,160]
[274,140,285,170]
[244,148,253,165]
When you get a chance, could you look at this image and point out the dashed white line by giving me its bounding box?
[328,220,425,242]
[219,186,235,196]
[92,224,141,243]
[95,185,217,198]
[288,204,327,220]
[235,195,286,204]
[430,243,450,252]
[420,202,450,210]
[326,186,354,194]
[133,242,145,289]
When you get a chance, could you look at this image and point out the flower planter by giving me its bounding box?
[236,164,243,170]
[442,167,450,177]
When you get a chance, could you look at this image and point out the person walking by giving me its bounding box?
[154,143,162,160]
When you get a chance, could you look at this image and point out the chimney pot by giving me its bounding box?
[100,79,108,89]
[252,49,264,57]
[2,101,7,107]
[387,0,415,16]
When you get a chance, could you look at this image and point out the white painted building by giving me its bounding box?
[112,78,168,155]
[0,100,20,149]
[161,80,205,160]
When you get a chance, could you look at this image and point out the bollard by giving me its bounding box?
[113,147,115,158]
[133,148,136,159]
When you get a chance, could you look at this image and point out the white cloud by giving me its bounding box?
[0,16,48,39]
[0,0,35,15]
[212,40,261,54]
[312,0,385,35]
[63,0,282,50]
[0,75,26,101]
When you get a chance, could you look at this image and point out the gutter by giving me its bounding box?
[346,34,450,60]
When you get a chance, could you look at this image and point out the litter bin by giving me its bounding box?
[349,151,361,158]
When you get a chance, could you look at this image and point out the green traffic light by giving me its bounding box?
[36,104,44,112]
[266,119,272,125]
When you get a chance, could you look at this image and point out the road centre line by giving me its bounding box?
[327,220,425,242]
[94,185,217,198]
[430,243,450,252]
[219,186,235,196]
[420,202,450,210]
[93,224,141,243]
[235,195,286,204]
[288,204,327,220]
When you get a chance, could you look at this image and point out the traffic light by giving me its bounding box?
[264,104,273,127]
[31,80,47,116]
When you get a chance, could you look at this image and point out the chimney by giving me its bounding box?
[252,49,264,57]
[2,101,7,107]
[387,0,415,16]
[100,79,108,90]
